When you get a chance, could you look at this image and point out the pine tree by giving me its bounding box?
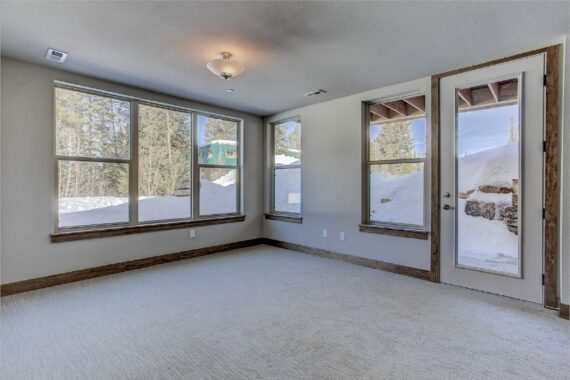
[204,117,236,142]
[371,120,417,176]
[274,121,301,156]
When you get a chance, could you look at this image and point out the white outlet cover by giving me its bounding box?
[189,230,196,239]
[340,232,345,241]
[323,229,328,238]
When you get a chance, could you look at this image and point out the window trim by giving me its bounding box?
[268,117,302,219]
[362,92,428,234]
[53,83,244,236]
[194,112,242,218]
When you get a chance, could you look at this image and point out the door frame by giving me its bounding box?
[430,45,561,309]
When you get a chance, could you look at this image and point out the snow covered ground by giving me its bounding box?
[274,155,301,213]
[370,170,424,226]
[59,177,237,227]
[456,198,519,274]
[457,143,519,274]
[458,143,517,194]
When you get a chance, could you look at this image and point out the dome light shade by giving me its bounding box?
[207,52,245,80]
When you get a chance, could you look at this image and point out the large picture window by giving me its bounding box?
[55,85,241,232]
[270,118,301,215]
[364,94,426,229]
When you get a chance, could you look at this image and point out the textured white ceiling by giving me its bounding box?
[1,1,568,116]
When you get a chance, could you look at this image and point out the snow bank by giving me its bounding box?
[59,197,128,213]
[458,143,517,193]
[457,198,518,274]
[274,155,300,166]
[59,181,237,227]
[213,170,236,187]
[370,171,423,225]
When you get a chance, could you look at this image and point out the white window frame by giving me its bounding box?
[54,82,243,232]
[269,117,302,216]
[363,92,428,231]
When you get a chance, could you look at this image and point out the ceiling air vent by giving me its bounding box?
[45,48,68,63]
[304,89,327,97]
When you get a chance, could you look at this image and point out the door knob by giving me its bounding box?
[443,192,451,198]
[443,204,454,210]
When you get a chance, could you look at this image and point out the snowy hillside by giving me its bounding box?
[370,171,423,225]
[458,143,517,193]
[370,142,519,274]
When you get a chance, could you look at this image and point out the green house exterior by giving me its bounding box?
[198,140,237,166]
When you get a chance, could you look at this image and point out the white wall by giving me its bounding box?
[263,78,432,270]
[263,45,570,304]
[0,57,263,284]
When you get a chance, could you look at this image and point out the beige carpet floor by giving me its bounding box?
[1,245,568,380]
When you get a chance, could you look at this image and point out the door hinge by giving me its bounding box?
[542,274,545,285]
[543,74,547,86]
[543,141,547,152]
[542,208,546,219]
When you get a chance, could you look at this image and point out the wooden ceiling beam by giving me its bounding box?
[488,82,500,103]
[382,100,408,116]
[402,96,425,112]
[458,88,473,106]
[369,103,390,119]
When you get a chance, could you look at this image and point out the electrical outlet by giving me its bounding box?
[323,229,328,238]
[340,232,345,241]
[188,230,196,239]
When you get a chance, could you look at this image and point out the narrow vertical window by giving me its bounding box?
[365,95,426,228]
[138,104,192,222]
[271,119,302,214]
[197,115,240,216]
[55,87,131,228]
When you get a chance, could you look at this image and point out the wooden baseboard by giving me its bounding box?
[560,304,569,320]
[1,238,264,296]
[1,237,434,297]
[263,239,431,281]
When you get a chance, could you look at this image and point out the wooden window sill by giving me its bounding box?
[359,224,429,240]
[51,215,246,243]
[264,213,303,224]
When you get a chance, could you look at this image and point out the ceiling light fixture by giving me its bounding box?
[207,52,245,80]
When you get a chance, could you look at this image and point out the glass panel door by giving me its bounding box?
[439,53,544,304]
[455,78,521,277]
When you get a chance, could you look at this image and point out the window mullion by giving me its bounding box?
[56,156,130,164]
[191,113,200,219]
[237,120,242,215]
[129,101,139,225]
[270,123,276,213]
[368,158,425,166]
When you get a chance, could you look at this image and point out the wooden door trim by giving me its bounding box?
[430,45,561,309]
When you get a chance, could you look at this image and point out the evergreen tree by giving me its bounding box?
[371,120,417,176]
[204,117,236,142]
[274,121,301,156]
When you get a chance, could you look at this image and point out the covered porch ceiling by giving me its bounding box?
[370,78,519,125]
